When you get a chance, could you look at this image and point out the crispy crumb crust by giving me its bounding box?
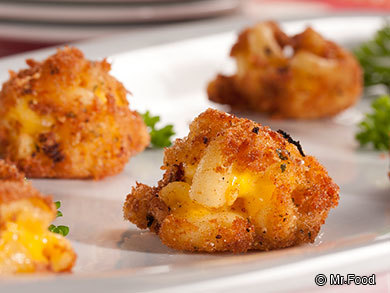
[124,109,339,253]
[0,160,76,273]
[0,160,54,207]
[0,47,149,179]
[208,21,362,119]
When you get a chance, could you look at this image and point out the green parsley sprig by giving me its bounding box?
[354,23,390,91]
[141,111,175,148]
[356,95,390,150]
[48,201,70,237]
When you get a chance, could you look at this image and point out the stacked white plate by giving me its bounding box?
[0,0,240,42]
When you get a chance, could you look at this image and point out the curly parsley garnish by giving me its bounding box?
[48,201,69,237]
[356,95,390,150]
[141,111,175,148]
[354,23,390,91]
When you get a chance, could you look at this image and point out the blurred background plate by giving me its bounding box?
[0,0,240,24]
[3,0,198,2]
[0,22,150,42]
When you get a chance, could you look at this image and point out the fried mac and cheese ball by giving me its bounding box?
[208,21,362,119]
[124,109,339,252]
[0,47,149,179]
[0,160,76,274]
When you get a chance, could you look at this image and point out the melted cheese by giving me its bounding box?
[160,182,210,220]
[93,85,108,104]
[228,172,275,209]
[163,167,277,224]
[227,171,275,228]
[163,140,280,225]
[5,99,54,158]
[7,99,53,135]
[0,199,74,274]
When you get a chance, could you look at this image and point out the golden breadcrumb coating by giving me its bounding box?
[0,160,76,274]
[0,47,149,179]
[124,109,339,253]
[208,21,362,119]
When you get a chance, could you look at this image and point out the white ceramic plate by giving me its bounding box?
[1,16,390,293]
